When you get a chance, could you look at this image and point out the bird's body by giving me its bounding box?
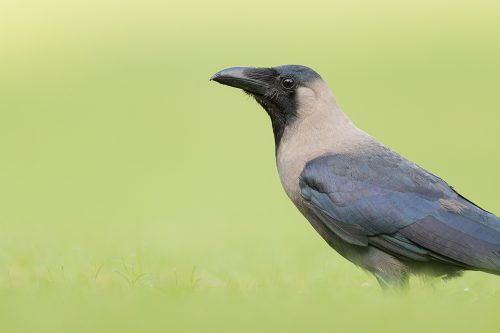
[211,65,500,289]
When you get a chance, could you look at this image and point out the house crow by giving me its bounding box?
[210,65,500,289]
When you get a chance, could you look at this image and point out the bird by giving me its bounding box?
[210,65,500,289]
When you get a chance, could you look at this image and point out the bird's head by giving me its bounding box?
[210,65,326,146]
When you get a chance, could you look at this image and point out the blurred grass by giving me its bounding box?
[0,0,499,332]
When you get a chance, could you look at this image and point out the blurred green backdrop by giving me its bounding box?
[1,0,499,332]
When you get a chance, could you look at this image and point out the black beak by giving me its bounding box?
[210,67,269,96]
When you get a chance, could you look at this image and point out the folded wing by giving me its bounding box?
[299,150,500,272]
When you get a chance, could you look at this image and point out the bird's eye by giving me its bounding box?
[281,78,295,89]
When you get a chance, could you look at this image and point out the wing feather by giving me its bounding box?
[299,152,500,271]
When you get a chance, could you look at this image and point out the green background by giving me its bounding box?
[1,0,499,332]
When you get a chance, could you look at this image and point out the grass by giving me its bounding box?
[1,0,500,332]
[2,247,500,333]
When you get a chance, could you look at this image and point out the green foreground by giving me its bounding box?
[1,1,500,332]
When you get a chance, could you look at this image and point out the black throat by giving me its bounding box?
[253,95,298,152]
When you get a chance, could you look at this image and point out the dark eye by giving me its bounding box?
[281,78,295,89]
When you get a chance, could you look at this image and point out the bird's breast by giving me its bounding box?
[275,123,339,206]
[276,150,305,205]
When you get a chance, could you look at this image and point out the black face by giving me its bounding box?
[211,65,321,147]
